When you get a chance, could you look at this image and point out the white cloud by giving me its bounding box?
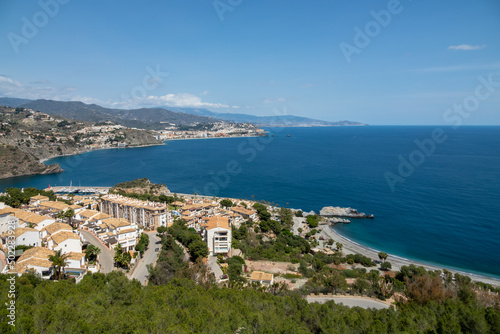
[263,97,286,104]
[144,93,229,108]
[448,44,486,51]
[0,75,233,110]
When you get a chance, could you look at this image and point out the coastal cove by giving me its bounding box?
[1,126,499,279]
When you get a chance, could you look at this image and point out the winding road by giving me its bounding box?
[129,232,160,285]
[306,296,391,310]
[80,230,114,274]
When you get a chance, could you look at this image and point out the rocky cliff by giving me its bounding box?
[0,145,63,180]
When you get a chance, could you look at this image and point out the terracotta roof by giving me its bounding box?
[93,212,111,220]
[69,205,83,210]
[250,271,273,281]
[22,213,53,225]
[102,218,131,228]
[11,247,56,273]
[79,209,100,218]
[30,195,49,201]
[203,216,230,230]
[42,222,72,235]
[40,201,70,211]
[101,194,167,211]
[1,227,39,239]
[231,206,256,216]
[66,252,85,261]
[116,227,137,235]
[51,231,80,245]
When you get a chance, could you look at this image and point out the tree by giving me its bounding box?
[306,215,318,228]
[85,245,101,262]
[378,252,388,262]
[49,249,68,280]
[188,239,209,261]
[380,261,392,271]
[220,199,234,208]
[336,242,343,253]
[114,244,131,268]
[64,208,75,227]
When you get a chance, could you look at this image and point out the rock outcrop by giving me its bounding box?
[320,206,374,219]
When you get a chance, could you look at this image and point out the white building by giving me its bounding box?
[0,211,19,235]
[46,231,82,254]
[202,216,232,256]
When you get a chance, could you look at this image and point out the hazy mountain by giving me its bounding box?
[0,97,33,107]
[7,99,220,129]
[167,107,366,126]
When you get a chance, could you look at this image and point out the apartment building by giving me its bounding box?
[202,216,232,256]
[100,194,169,228]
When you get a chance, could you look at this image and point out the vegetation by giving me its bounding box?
[168,219,209,261]
[0,269,498,333]
[113,244,132,268]
[49,250,68,280]
[219,199,234,208]
[134,233,150,257]
[0,187,56,208]
[306,214,319,228]
[84,245,101,263]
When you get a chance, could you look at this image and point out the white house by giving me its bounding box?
[5,228,41,247]
[10,247,54,279]
[47,231,82,254]
[0,211,19,235]
[202,216,232,256]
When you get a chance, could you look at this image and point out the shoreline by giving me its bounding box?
[40,142,166,164]
[318,224,500,287]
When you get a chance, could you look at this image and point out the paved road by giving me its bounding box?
[306,296,391,310]
[80,230,114,274]
[207,255,224,281]
[130,232,160,285]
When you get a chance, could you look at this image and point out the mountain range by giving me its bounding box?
[0,97,366,128]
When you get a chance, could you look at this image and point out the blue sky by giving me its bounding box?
[0,0,499,125]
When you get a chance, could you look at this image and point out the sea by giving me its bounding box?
[1,126,499,278]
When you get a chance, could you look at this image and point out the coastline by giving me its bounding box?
[318,224,500,287]
[39,142,166,164]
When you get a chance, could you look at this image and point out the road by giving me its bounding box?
[80,230,114,274]
[129,231,160,285]
[306,296,391,310]
[207,255,224,281]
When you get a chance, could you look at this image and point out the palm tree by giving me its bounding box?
[49,250,68,280]
[64,208,75,227]
[85,245,101,262]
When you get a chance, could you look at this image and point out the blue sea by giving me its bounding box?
[1,126,499,278]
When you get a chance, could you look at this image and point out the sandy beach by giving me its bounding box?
[317,224,500,287]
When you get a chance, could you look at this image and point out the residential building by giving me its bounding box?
[202,216,231,256]
[100,194,169,228]
[0,227,41,248]
[0,210,19,235]
[249,271,274,285]
[231,206,258,220]
[10,247,54,278]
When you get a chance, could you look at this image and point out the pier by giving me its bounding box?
[44,186,111,194]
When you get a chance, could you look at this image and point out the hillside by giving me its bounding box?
[0,106,162,179]
[167,107,367,127]
[11,99,221,130]
[0,144,63,180]
[110,178,170,196]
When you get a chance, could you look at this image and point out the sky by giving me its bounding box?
[0,0,499,125]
